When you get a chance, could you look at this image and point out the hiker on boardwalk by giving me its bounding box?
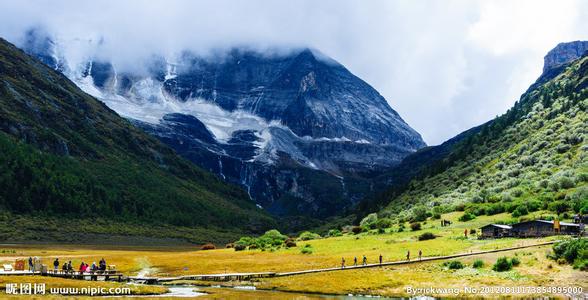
[67,261,73,273]
[91,262,97,272]
[28,257,34,272]
[379,254,383,265]
[99,258,107,271]
[62,262,67,273]
[406,250,410,261]
[362,255,367,265]
[341,257,345,269]
[53,258,59,272]
[79,262,86,274]
[353,256,357,266]
[418,250,422,261]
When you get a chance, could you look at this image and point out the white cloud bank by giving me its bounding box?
[0,0,586,144]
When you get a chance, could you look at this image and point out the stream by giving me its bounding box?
[144,284,437,299]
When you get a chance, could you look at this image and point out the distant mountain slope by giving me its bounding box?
[20,29,426,217]
[364,41,587,221]
[0,37,275,241]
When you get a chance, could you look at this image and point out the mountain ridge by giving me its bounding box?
[359,41,587,224]
[20,29,426,218]
[0,37,276,243]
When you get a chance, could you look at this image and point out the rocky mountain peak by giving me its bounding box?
[543,40,588,72]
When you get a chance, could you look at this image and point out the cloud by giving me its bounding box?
[0,0,586,144]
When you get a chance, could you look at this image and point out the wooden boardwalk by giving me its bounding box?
[0,270,125,282]
[129,241,554,283]
[45,270,125,281]
[276,241,554,277]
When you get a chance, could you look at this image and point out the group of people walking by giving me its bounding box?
[52,257,108,274]
[341,254,384,268]
[405,250,423,261]
[340,250,423,268]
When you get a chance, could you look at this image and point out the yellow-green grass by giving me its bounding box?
[256,246,587,298]
[0,212,559,278]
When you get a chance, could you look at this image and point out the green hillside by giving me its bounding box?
[0,38,275,243]
[372,53,588,223]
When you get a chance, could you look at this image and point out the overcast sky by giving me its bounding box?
[1,0,587,145]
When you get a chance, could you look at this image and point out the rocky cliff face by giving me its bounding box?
[543,41,588,72]
[21,29,425,217]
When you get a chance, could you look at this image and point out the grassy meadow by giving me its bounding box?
[1,211,585,298]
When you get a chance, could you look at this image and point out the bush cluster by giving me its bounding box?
[234,229,290,251]
[298,231,321,241]
[550,238,588,270]
[492,256,521,272]
[418,232,436,241]
[442,260,464,270]
[472,259,484,268]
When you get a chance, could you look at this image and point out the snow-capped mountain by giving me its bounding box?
[21,29,426,217]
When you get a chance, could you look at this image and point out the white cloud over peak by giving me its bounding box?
[0,0,586,144]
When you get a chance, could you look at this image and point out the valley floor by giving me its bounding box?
[0,212,585,298]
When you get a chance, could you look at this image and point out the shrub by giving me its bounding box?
[511,257,521,266]
[458,212,475,222]
[548,201,570,214]
[225,243,234,248]
[511,189,524,197]
[412,205,429,222]
[575,250,588,271]
[471,195,484,203]
[360,213,378,229]
[376,218,393,229]
[551,238,588,269]
[259,229,288,247]
[512,205,529,217]
[285,240,297,248]
[327,229,342,237]
[468,206,486,216]
[527,200,542,212]
[558,176,575,189]
[234,244,246,251]
[469,229,476,235]
[493,257,513,272]
[577,173,588,183]
[418,232,436,241]
[235,236,255,248]
[410,222,421,231]
[443,260,464,270]
[556,143,571,153]
[486,203,505,215]
[351,226,363,234]
[298,231,321,241]
[300,244,313,254]
[201,243,216,250]
[472,259,484,268]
